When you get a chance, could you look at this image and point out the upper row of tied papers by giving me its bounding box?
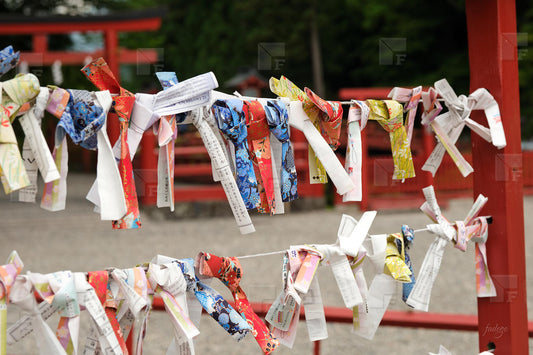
[0,45,506,234]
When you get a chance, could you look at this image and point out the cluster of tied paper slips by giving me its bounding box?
[0,185,496,355]
[0,45,507,234]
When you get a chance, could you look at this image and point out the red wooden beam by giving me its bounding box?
[338,87,391,100]
[150,298,533,336]
[466,0,529,353]
[18,48,158,66]
[0,10,163,35]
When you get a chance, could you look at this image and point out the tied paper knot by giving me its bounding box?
[9,274,69,355]
[153,256,251,341]
[0,46,19,77]
[147,262,199,354]
[451,193,495,298]
[0,251,23,301]
[422,79,506,177]
[304,87,343,150]
[406,186,455,311]
[14,87,60,204]
[198,252,279,354]
[270,76,329,183]
[82,57,140,230]
[212,99,260,210]
[56,89,105,150]
[0,73,40,193]
[0,251,23,355]
[31,271,81,355]
[314,212,376,309]
[88,270,128,355]
[270,78,354,194]
[397,225,416,303]
[421,87,443,125]
[264,100,298,202]
[244,100,275,213]
[388,86,422,146]
[366,99,415,181]
[384,233,412,282]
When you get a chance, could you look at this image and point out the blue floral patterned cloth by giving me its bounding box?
[264,100,298,202]
[397,225,416,303]
[174,258,251,340]
[55,89,105,150]
[0,46,19,77]
[212,99,260,210]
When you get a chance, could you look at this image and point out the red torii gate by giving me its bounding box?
[0,8,163,141]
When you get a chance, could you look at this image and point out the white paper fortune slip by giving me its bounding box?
[422,78,506,177]
[342,100,369,202]
[406,186,456,311]
[288,100,355,195]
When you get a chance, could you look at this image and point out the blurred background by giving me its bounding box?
[0,0,531,140]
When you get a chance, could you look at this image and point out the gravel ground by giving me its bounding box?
[1,173,532,354]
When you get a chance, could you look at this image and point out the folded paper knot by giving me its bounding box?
[454,216,488,251]
[214,99,248,144]
[0,251,23,300]
[421,87,442,125]
[270,76,316,114]
[199,253,242,293]
[423,79,506,178]
[87,270,109,306]
[367,99,404,133]
[265,100,290,142]
[304,87,343,149]
[245,100,275,213]
[348,100,369,129]
[406,186,453,311]
[47,87,70,120]
[0,46,19,77]
[366,99,415,180]
[173,258,251,341]
[198,252,279,354]
[384,233,412,282]
[9,274,71,355]
[56,89,105,150]
[82,57,140,230]
[398,225,416,302]
[270,76,329,183]
[148,263,187,297]
[388,86,422,145]
[212,99,260,210]
[147,262,200,354]
[173,259,197,293]
[245,100,270,139]
[264,100,298,202]
[2,73,40,113]
[468,216,489,244]
[0,73,40,193]
[88,270,129,355]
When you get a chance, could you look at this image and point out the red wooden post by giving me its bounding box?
[466,0,529,353]
[32,33,48,53]
[313,340,321,355]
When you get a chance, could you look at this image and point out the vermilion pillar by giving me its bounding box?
[466,0,529,353]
